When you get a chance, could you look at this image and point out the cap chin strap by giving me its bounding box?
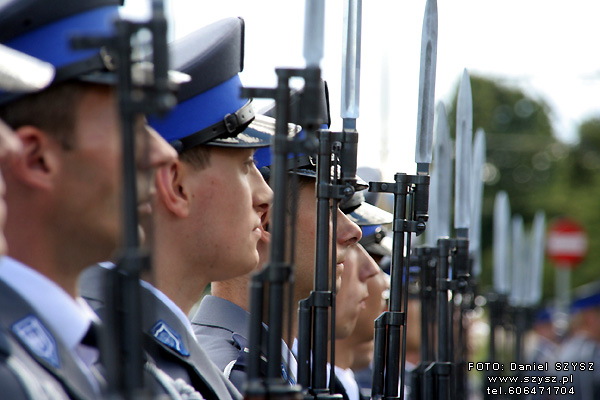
[170,100,255,153]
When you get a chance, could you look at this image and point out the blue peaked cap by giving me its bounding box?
[571,292,600,313]
[359,224,393,258]
[149,18,273,150]
[0,0,122,104]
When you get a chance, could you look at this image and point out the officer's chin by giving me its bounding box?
[138,224,146,246]
[0,236,7,257]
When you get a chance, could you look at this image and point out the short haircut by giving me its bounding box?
[0,81,101,150]
[178,145,212,170]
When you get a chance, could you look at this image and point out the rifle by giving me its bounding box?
[507,212,546,400]
[298,1,364,396]
[243,1,326,398]
[71,0,176,397]
[370,1,437,398]
[418,69,472,400]
[453,126,486,400]
[450,69,473,400]
[414,101,450,400]
[485,191,511,399]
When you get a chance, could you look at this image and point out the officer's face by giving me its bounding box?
[55,86,175,264]
[349,266,389,345]
[293,184,362,305]
[183,147,272,281]
[335,244,379,339]
[0,119,21,255]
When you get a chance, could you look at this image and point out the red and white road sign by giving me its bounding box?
[547,218,587,268]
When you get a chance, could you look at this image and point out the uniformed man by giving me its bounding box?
[192,86,376,393]
[0,118,26,397]
[0,0,178,398]
[349,224,394,398]
[334,201,393,400]
[188,125,298,391]
[552,285,600,400]
[79,17,273,400]
[332,243,381,400]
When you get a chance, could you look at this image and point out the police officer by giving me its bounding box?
[80,17,273,400]
[334,197,393,400]
[349,224,393,398]
[189,121,300,391]
[190,87,325,389]
[332,243,381,400]
[553,285,600,400]
[192,84,373,393]
[0,0,178,398]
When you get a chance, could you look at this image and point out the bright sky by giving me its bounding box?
[123,0,600,179]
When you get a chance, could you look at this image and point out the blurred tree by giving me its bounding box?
[562,117,600,289]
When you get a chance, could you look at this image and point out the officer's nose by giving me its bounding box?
[336,208,362,248]
[251,163,273,224]
[357,245,379,283]
[144,125,177,171]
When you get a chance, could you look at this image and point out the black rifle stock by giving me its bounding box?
[242,67,322,400]
[71,1,175,398]
[412,246,437,400]
[369,173,429,400]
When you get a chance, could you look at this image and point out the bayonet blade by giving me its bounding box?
[510,214,526,306]
[493,191,511,295]
[341,0,362,127]
[454,69,473,237]
[427,102,452,246]
[528,211,546,306]
[470,128,486,277]
[415,0,438,174]
[303,0,326,67]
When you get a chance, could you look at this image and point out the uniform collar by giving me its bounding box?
[0,256,97,352]
[193,295,251,335]
[97,261,196,339]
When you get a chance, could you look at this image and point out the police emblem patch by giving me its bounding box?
[151,320,190,357]
[12,315,60,368]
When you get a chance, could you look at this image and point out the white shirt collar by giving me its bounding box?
[334,366,360,400]
[99,262,196,339]
[281,339,298,383]
[0,256,96,351]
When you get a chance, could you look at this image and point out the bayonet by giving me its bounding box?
[303,0,325,67]
[454,69,472,239]
[427,101,452,247]
[371,2,438,399]
[470,128,486,278]
[415,0,438,175]
[510,215,526,307]
[341,0,362,128]
[528,211,546,306]
[493,191,511,295]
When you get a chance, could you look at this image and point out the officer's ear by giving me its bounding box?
[8,126,57,190]
[155,160,189,218]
